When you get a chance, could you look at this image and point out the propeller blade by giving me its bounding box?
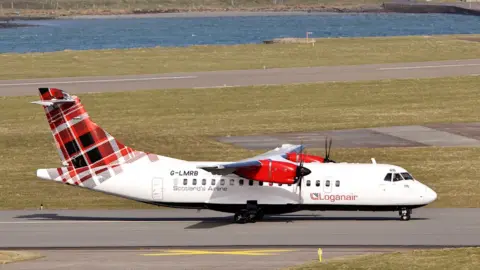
[324,136,328,159]
[329,137,332,157]
[324,136,336,163]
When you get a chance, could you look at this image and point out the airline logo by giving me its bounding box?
[310,192,358,202]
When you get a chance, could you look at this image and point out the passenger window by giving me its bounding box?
[193,179,197,185]
[183,179,187,185]
[239,179,244,186]
[384,173,392,182]
[230,179,234,186]
[249,180,254,186]
[220,179,225,185]
[288,184,291,186]
[211,179,216,185]
[325,180,330,187]
[306,180,311,186]
[202,179,206,185]
[335,180,340,187]
[278,183,282,186]
[259,181,263,186]
[315,180,320,187]
[393,173,403,182]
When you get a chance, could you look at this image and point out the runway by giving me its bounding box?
[1,58,480,96]
[1,208,479,269]
[1,208,479,248]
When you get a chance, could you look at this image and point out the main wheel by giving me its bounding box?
[234,213,246,224]
[255,209,264,220]
[400,214,411,221]
[247,212,257,223]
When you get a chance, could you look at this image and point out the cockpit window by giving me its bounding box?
[393,173,404,182]
[384,173,392,181]
[401,172,414,180]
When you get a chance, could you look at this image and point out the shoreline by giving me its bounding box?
[1,2,479,21]
[0,4,387,20]
[61,10,384,19]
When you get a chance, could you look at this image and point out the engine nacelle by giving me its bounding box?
[285,152,325,163]
[234,160,301,185]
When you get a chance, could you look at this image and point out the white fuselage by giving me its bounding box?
[54,154,438,214]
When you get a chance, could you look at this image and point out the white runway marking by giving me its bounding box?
[193,83,280,89]
[0,76,198,87]
[377,63,480,70]
[193,85,236,89]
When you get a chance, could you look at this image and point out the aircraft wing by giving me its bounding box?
[196,144,303,174]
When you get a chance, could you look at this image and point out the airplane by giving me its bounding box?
[32,87,437,224]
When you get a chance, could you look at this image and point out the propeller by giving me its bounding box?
[323,136,336,163]
[293,143,311,200]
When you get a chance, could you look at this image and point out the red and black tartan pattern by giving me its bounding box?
[39,87,138,169]
[48,151,160,187]
[37,88,161,187]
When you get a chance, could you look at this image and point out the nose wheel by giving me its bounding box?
[399,208,412,221]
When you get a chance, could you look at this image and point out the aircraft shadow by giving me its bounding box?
[14,213,428,229]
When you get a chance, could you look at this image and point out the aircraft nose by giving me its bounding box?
[424,186,437,203]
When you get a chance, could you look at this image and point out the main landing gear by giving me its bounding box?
[399,208,412,221]
[233,201,264,224]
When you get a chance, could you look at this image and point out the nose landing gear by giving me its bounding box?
[399,208,412,221]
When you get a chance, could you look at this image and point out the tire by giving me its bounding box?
[234,213,245,224]
[255,210,264,220]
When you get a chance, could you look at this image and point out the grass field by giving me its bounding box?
[1,75,480,209]
[1,35,480,80]
[287,247,480,270]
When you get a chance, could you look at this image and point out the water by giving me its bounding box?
[1,13,479,53]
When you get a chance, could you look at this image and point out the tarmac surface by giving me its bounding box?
[1,208,479,269]
[217,122,480,149]
[1,58,480,97]
[1,208,479,248]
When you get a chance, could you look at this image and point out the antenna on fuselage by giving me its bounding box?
[371,158,377,164]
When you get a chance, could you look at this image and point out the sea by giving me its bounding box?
[1,12,479,53]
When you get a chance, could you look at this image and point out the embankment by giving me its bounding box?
[383,2,480,16]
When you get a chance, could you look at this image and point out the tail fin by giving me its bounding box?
[32,88,137,169]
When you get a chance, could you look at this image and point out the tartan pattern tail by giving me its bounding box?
[37,87,136,169]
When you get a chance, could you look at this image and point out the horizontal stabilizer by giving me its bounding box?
[31,99,75,106]
[37,168,64,182]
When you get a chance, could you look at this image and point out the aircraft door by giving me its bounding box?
[152,177,164,200]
